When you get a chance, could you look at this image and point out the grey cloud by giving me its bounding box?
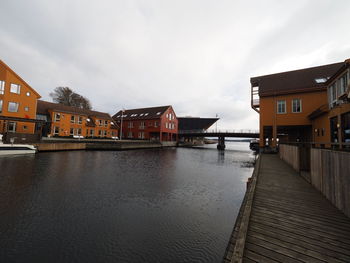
[0,0,349,129]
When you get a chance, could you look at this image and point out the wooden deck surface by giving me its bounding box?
[225,154,350,263]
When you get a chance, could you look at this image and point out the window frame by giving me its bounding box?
[7,122,16,133]
[10,83,21,94]
[8,102,19,112]
[54,113,61,122]
[277,100,286,114]
[292,99,302,113]
[53,126,60,135]
[0,80,4,94]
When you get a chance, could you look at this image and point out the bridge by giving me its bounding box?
[178,129,260,150]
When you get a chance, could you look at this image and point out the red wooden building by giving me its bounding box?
[113,105,178,141]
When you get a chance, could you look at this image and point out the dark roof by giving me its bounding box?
[326,59,350,85]
[251,62,344,97]
[178,117,219,131]
[37,100,112,119]
[113,105,172,120]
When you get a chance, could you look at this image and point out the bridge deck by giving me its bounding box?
[224,154,350,263]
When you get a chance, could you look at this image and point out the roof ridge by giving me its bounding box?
[251,61,344,80]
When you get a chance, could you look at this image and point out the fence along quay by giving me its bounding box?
[223,153,350,263]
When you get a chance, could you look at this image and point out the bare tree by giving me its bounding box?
[49,87,92,110]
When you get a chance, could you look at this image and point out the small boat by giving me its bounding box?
[249,139,260,152]
[0,135,37,156]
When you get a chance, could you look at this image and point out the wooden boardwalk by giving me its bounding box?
[224,154,350,263]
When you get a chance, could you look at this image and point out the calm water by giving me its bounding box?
[0,142,254,263]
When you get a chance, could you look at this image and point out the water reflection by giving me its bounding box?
[0,142,254,263]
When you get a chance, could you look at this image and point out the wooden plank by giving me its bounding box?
[250,224,350,261]
[245,243,298,263]
[250,218,350,251]
[248,229,345,263]
[246,235,322,263]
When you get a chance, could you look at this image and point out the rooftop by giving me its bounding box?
[113,105,172,120]
[178,117,219,131]
[251,62,344,96]
[37,100,113,119]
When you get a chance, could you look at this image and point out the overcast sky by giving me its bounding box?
[1,0,349,130]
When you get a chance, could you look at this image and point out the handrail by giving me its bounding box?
[179,129,259,134]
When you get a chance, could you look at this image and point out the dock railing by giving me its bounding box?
[279,142,350,218]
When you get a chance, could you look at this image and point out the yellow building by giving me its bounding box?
[251,62,344,149]
[309,59,350,148]
[0,60,41,136]
[37,100,118,138]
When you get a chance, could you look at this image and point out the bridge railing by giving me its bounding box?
[179,129,260,134]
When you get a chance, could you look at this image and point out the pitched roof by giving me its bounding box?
[251,62,344,97]
[178,117,219,131]
[0,59,41,98]
[325,59,350,85]
[37,100,112,119]
[112,105,172,120]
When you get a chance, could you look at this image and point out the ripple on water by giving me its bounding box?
[0,144,253,263]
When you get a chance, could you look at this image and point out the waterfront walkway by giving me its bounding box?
[224,154,350,263]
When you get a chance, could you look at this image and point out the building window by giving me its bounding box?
[340,73,348,95]
[26,91,30,96]
[128,131,133,138]
[24,106,29,112]
[90,129,94,136]
[8,122,16,133]
[128,122,133,128]
[0,100,2,112]
[0,80,4,94]
[77,128,82,135]
[54,113,61,121]
[78,116,83,124]
[10,83,21,94]
[70,128,74,136]
[71,115,75,123]
[341,111,350,143]
[23,125,28,131]
[103,130,107,136]
[154,121,158,127]
[140,121,145,129]
[138,132,145,139]
[292,99,302,113]
[53,126,60,135]
[277,100,286,114]
[330,117,338,143]
[8,102,19,112]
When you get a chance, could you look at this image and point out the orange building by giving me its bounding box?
[37,100,118,138]
[309,59,350,148]
[113,106,178,141]
[0,60,41,136]
[251,62,344,149]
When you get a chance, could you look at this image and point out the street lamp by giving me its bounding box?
[216,113,218,133]
[120,109,125,140]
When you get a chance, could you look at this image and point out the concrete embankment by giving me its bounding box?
[33,140,177,152]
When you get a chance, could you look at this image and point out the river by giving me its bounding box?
[0,141,254,263]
